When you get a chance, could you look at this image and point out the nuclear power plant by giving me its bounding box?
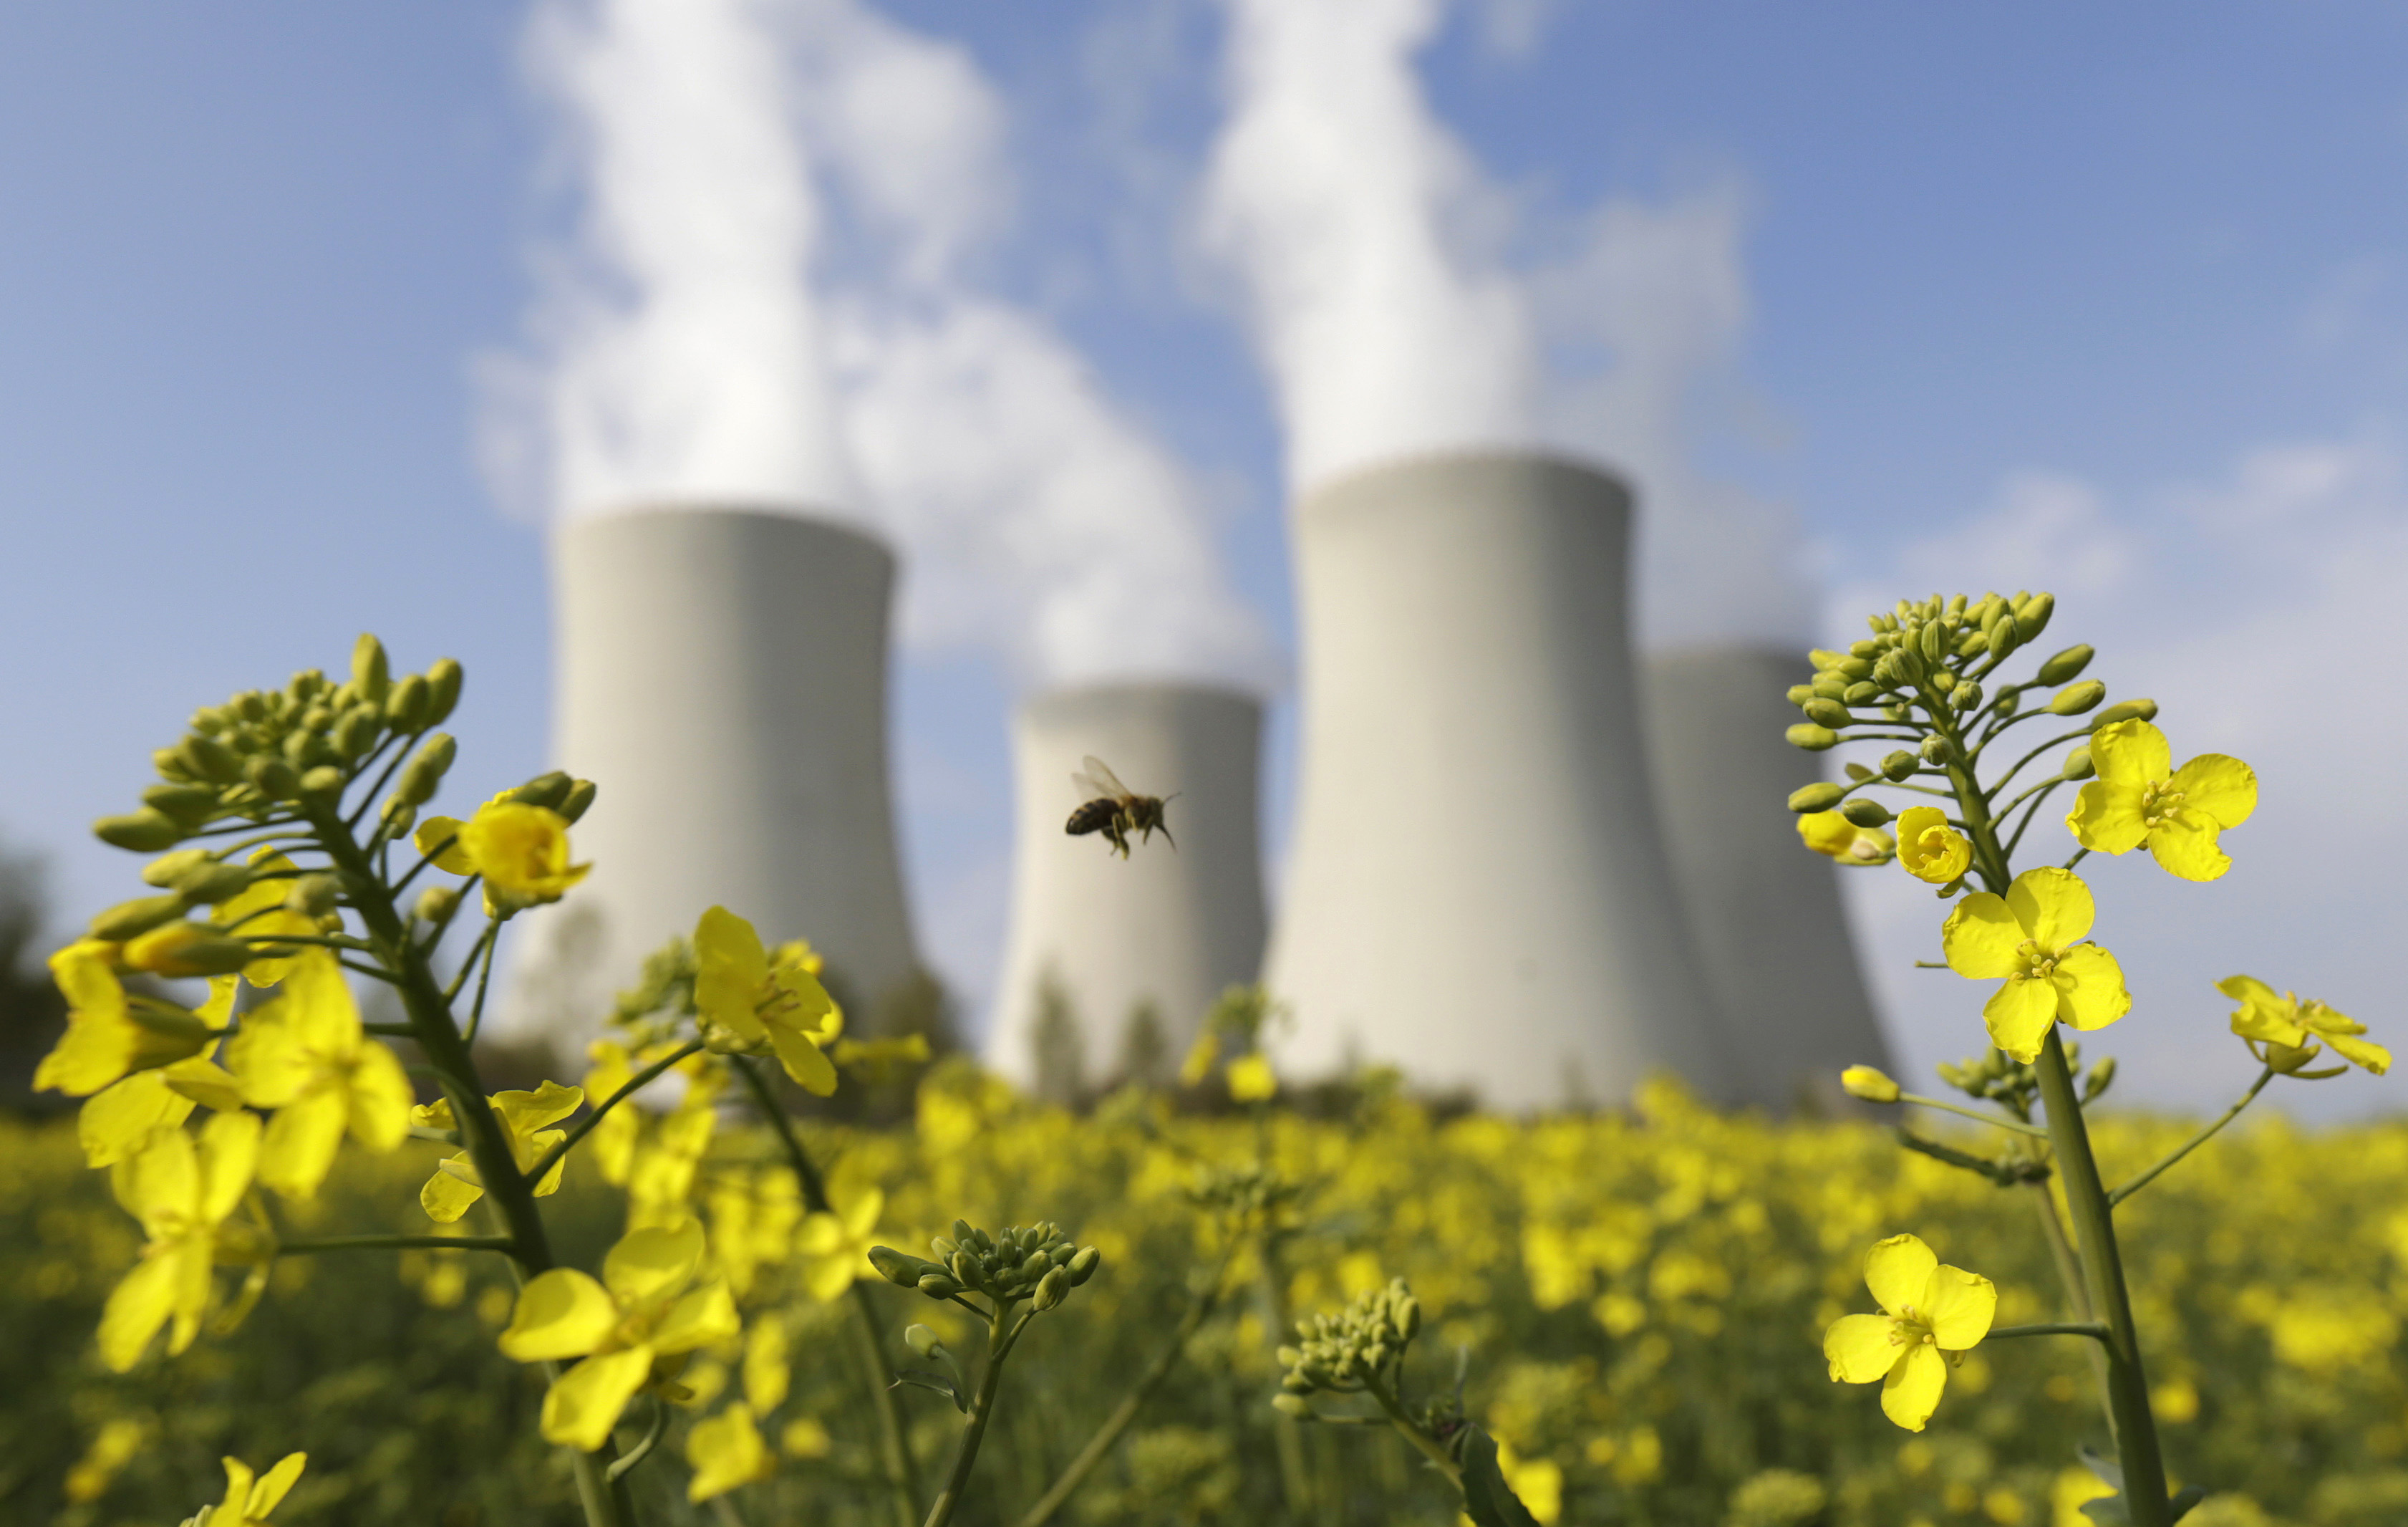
[984,683,1269,1094]
[1260,452,1740,1110]
[512,507,922,1029]
[1644,646,1895,1108]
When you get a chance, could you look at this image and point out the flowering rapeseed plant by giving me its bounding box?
[98,1109,263,1372]
[1822,1233,1997,1431]
[2068,718,2257,880]
[1940,867,2131,1062]
[412,1081,584,1221]
[693,904,841,1094]
[226,950,412,1200]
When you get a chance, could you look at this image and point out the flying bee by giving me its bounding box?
[1066,756,1176,858]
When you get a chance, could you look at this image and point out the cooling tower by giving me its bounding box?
[1263,452,1735,1109]
[1644,646,1895,1109]
[509,507,919,1039]
[986,683,1269,1094]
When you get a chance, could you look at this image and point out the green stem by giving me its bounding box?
[606,1396,669,1482]
[2035,1030,2170,1526]
[276,1234,514,1256]
[523,1039,707,1188]
[2025,1180,2116,1443]
[922,1304,1020,1527]
[1897,1093,2051,1137]
[1015,1255,1229,1527]
[306,801,633,1527]
[1986,1321,2111,1342]
[2107,1066,2275,1208]
[1360,1371,1462,1495]
[731,1056,921,1526]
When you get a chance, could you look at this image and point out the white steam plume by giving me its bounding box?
[493,0,1274,690]
[494,0,862,521]
[1199,0,1813,645]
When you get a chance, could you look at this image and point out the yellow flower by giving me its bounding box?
[686,1402,775,1501]
[1840,1065,1900,1104]
[580,1040,646,1186]
[1797,811,1896,866]
[211,851,319,986]
[34,940,220,1098]
[797,1188,885,1303]
[2219,975,2389,1075]
[415,799,590,903]
[1822,1233,1996,1431]
[743,1312,790,1412]
[1940,867,2130,1063]
[1227,1052,1279,1102]
[1895,806,1972,885]
[414,1081,586,1222]
[2067,720,2255,880]
[225,950,413,1199]
[693,906,842,1095]
[78,1049,244,1170]
[497,1220,741,1451]
[98,1109,263,1372]
[193,1452,306,1526]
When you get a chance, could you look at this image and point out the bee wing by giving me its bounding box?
[1073,755,1129,800]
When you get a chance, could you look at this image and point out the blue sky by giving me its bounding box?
[4,1,2404,1114]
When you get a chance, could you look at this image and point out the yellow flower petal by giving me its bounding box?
[743,1314,790,1413]
[2066,779,2150,855]
[461,803,589,900]
[846,1188,886,1239]
[79,1071,197,1169]
[1797,811,1859,858]
[161,1056,246,1113]
[541,1346,655,1453]
[652,1279,741,1354]
[420,1159,486,1223]
[770,1025,838,1097]
[248,1452,307,1516]
[346,1042,415,1152]
[1227,1053,1280,1101]
[195,1109,261,1223]
[258,1088,349,1200]
[1896,806,1972,885]
[2090,719,2171,791]
[220,1456,256,1514]
[1824,1313,1900,1384]
[2147,814,2230,882]
[412,817,475,875]
[695,906,770,1041]
[1924,1266,1997,1350]
[1880,1341,1948,1431]
[2169,753,2256,829]
[98,1253,181,1372]
[1864,1234,1938,1317]
[803,1253,856,1305]
[2006,867,2093,949]
[498,1268,618,1362]
[2322,1031,2391,1076]
[530,1129,571,1197]
[1983,978,2059,1064]
[687,1403,774,1502]
[604,1220,706,1305]
[1941,895,2023,979]
[494,1080,586,1136]
[2051,945,2132,1031]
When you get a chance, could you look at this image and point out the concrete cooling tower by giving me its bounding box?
[1644,647,1895,1109]
[509,507,920,1039]
[1262,452,1736,1109]
[986,683,1268,1096]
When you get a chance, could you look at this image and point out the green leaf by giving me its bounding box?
[2077,1445,2124,1492]
[2079,1495,2132,1526]
[1459,1426,1542,1527]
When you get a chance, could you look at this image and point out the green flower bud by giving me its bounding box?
[1033,1266,1070,1311]
[178,733,243,784]
[1842,681,1879,705]
[1834,656,1874,680]
[90,893,189,941]
[142,849,214,889]
[95,810,185,852]
[1396,1296,1421,1340]
[424,657,464,726]
[1065,1245,1101,1286]
[395,734,458,808]
[2015,591,2055,639]
[1786,723,1838,751]
[153,747,195,783]
[352,633,391,705]
[1988,612,2023,662]
[559,779,598,824]
[1880,751,1918,783]
[244,753,301,801]
[1840,799,1890,828]
[916,1273,964,1299]
[381,798,417,835]
[2062,746,2094,781]
[949,1248,984,1290]
[867,1246,928,1288]
[2049,680,2106,716]
[1787,781,1845,814]
[171,861,253,905]
[1786,684,1815,707]
[1810,673,1849,701]
[385,673,430,731]
[301,765,347,797]
[332,706,381,763]
[504,771,574,811]
[1808,648,1849,673]
[414,885,462,925]
[2081,1056,2117,1102]
[2036,644,2094,685]
[1951,682,1983,712]
[1954,628,1988,659]
[141,783,220,829]
[1849,639,1880,658]
[1930,669,1957,695]
[122,922,254,978]
[286,874,341,917]
[904,1324,947,1359]
[1918,622,1944,663]
[1841,1064,1900,1103]
[2094,698,2159,728]
[1920,735,1952,766]
[1803,698,1852,729]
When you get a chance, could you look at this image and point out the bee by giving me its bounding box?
[1065,756,1176,858]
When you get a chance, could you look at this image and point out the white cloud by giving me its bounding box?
[1832,433,2408,1117]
